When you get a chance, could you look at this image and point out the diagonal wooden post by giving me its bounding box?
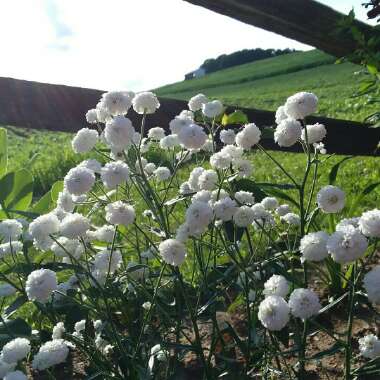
[183,0,378,59]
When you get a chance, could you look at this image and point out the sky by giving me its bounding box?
[0,0,375,92]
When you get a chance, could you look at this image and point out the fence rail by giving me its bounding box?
[0,77,378,156]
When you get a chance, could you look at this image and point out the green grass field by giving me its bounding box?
[155,49,376,122]
[2,49,378,203]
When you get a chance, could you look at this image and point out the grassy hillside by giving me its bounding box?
[155,50,375,122]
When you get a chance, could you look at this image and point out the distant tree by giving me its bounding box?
[199,48,297,74]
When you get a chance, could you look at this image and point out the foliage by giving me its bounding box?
[156,49,379,122]
[0,90,379,380]
[200,47,297,74]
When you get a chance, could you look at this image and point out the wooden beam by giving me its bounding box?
[183,0,378,58]
[0,77,378,156]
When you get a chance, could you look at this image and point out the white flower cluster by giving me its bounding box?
[273,92,326,150]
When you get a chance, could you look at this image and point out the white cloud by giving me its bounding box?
[0,0,374,91]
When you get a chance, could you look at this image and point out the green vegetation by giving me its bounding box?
[5,125,79,196]
[156,49,377,122]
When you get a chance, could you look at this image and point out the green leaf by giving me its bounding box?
[328,156,354,185]
[4,296,28,318]
[261,127,274,139]
[349,181,380,215]
[367,64,378,75]
[31,180,64,215]
[0,128,7,178]
[0,169,33,218]
[221,110,248,126]
[223,220,244,243]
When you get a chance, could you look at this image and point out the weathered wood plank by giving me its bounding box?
[0,77,378,156]
[183,0,378,59]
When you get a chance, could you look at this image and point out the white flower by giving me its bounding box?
[179,182,194,195]
[0,361,16,378]
[4,370,27,380]
[160,134,179,149]
[258,295,290,331]
[133,92,160,114]
[179,110,194,120]
[251,204,269,219]
[144,162,157,175]
[87,225,115,243]
[211,189,229,202]
[0,283,16,297]
[359,209,380,238]
[101,91,132,116]
[85,109,98,124]
[317,185,345,213]
[185,201,213,233]
[159,239,186,266]
[60,213,90,239]
[198,169,218,191]
[235,123,261,149]
[26,269,57,303]
[275,105,287,124]
[220,129,236,145]
[359,334,380,359]
[0,241,23,258]
[177,124,207,150]
[101,161,130,189]
[202,100,223,118]
[261,197,279,210]
[74,320,86,334]
[336,217,360,232]
[95,101,110,124]
[104,115,135,150]
[274,118,302,147]
[188,167,205,192]
[93,249,122,273]
[281,212,300,226]
[221,145,243,159]
[363,266,380,304]
[263,275,289,298]
[51,237,84,259]
[210,152,232,170]
[32,340,69,370]
[275,204,291,216]
[154,167,171,181]
[169,116,192,134]
[2,338,31,363]
[327,226,368,264]
[235,191,255,205]
[71,128,98,153]
[142,301,152,310]
[301,123,326,144]
[233,206,255,227]
[52,322,65,340]
[192,190,211,203]
[232,158,253,178]
[0,220,23,241]
[300,231,329,262]
[284,92,318,119]
[148,127,165,141]
[188,93,208,111]
[57,191,75,213]
[289,288,321,320]
[214,197,237,221]
[29,214,60,241]
[201,138,214,152]
[105,201,135,226]
[64,166,95,196]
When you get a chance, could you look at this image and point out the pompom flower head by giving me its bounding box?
[32,340,69,370]
[300,231,329,262]
[258,295,290,331]
[159,239,186,266]
[317,185,345,214]
[359,209,380,238]
[359,334,380,359]
[133,92,160,114]
[26,269,57,303]
[263,275,289,298]
[2,338,31,363]
[289,288,321,320]
[284,92,318,119]
[363,266,380,304]
[72,128,98,153]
